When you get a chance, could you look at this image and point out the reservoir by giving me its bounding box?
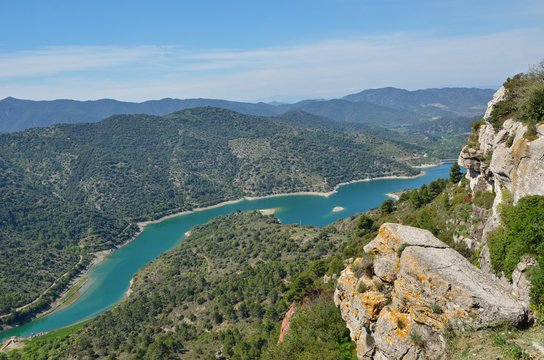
[0,163,451,341]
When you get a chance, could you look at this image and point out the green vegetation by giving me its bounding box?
[3,212,358,359]
[472,190,495,209]
[0,106,421,324]
[489,60,544,130]
[446,323,543,359]
[487,195,544,306]
[449,162,463,183]
[471,119,486,132]
[6,157,542,359]
[380,199,395,214]
[349,175,478,264]
[410,330,425,349]
[431,304,443,314]
[263,295,356,360]
[506,135,515,147]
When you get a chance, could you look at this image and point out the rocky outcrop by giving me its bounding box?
[458,87,544,244]
[335,223,530,360]
[277,304,296,343]
[457,87,544,294]
[512,256,539,303]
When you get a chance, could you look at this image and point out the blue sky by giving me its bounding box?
[1,0,543,102]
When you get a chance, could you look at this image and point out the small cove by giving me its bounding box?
[0,163,451,341]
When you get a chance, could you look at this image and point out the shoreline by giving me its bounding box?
[1,169,429,341]
[413,162,441,169]
[136,170,426,230]
[386,193,400,200]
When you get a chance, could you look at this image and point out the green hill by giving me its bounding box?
[342,87,495,117]
[0,107,421,323]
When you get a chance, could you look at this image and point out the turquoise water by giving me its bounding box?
[0,163,451,341]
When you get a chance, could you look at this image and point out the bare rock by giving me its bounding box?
[364,223,447,257]
[336,223,530,360]
[397,245,529,329]
[277,304,296,343]
[483,86,505,121]
[512,255,539,303]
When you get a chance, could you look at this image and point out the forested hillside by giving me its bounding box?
[0,107,421,324]
[6,166,543,359]
[2,212,359,359]
[342,87,494,117]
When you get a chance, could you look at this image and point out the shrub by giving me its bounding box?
[473,190,495,209]
[487,195,544,289]
[449,163,463,184]
[529,265,544,305]
[410,330,425,348]
[489,99,516,130]
[519,86,544,125]
[352,253,374,278]
[471,120,485,132]
[356,214,374,236]
[506,135,515,147]
[380,199,395,214]
[431,303,443,314]
[524,122,538,141]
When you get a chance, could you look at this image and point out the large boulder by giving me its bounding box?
[335,223,531,360]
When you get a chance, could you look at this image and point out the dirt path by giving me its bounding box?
[0,255,84,319]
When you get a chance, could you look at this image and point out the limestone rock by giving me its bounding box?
[512,255,539,303]
[364,223,447,256]
[335,223,530,360]
[363,223,447,284]
[483,86,505,121]
[458,86,544,257]
[397,245,529,328]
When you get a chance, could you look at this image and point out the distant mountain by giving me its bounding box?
[274,110,413,139]
[0,97,278,133]
[279,99,423,127]
[342,87,495,117]
[0,87,494,133]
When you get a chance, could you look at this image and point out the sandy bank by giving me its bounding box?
[259,208,279,216]
[386,193,400,200]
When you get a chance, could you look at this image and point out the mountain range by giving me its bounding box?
[0,87,495,133]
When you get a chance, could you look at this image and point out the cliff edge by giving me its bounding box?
[458,86,544,273]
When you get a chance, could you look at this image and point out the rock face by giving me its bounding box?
[458,87,544,244]
[457,86,544,293]
[335,223,530,360]
[512,256,539,303]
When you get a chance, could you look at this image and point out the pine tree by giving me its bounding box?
[449,162,463,183]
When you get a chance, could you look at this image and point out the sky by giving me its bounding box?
[1,0,543,102]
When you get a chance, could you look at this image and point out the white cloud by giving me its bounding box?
[1,28,543,101]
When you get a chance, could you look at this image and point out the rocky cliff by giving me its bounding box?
[336,85,543,359]
[334,223,530,360]
[458,86,544,273]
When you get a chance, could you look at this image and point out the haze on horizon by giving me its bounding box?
[1,0,543,102]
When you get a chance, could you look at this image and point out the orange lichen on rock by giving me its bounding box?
[335,223,530,360]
